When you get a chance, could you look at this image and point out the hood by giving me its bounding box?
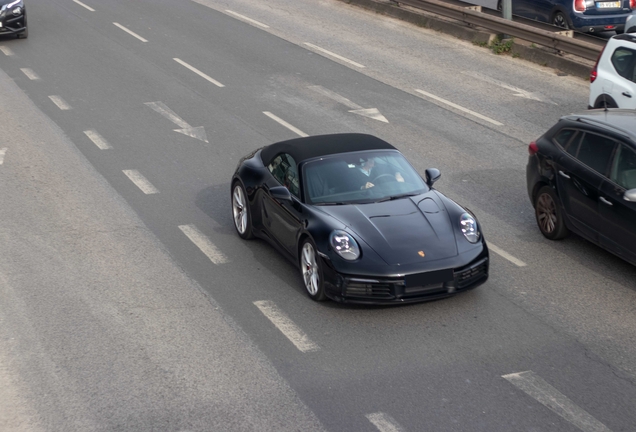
[320,193,458,265]
[0,0,21,7]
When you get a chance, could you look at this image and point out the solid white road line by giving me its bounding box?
[178,224,228,265]
[0,148,7,165]
[48,95,71,110]
[83,130,112,150]
[224,10,269,28]
[414,89,503,126]
[20,68,40,80]
[253,300,320,353]
[263,111,308,137]
[173,58,225,88]
[0,46,14,56]
[366,412,406,432]
[113,23,148,42]
[303,43,365,68]
[145,101,191,129]
[488,243,527,267]
[503,371,612,432]
[123,170,159,195]
[73,0,95,11]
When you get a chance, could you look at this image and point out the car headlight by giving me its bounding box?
[460,213,480,244]
[330,230,360,261]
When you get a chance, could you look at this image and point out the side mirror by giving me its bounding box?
[270,185,292,201]
[624,188,636,202]
[425,168,441,188]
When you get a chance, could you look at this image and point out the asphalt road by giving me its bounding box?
[1,0,635,431]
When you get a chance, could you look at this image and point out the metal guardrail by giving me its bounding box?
[392,0,604,60]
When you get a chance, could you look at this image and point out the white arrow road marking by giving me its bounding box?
[113,23,148,42]
[503,371,612,432]
[0,148,7,165]
[463,71,555,104]
[179,224,228,265]
[304,43,365,68]
[123,170,159,194]
[224,9,270,28]
[145,102,208,142]
[253,301,320,353]
[488,243,527,267]
[0,46,14,56]
[73,0,95,11]
[84,130,112,150]
[415,89,503,126]
[263,111,308,137]
[20,68,40,80]
[308,85,388,123]
[48,95,71,110]
[366,413,406,432]
[173,58,224,87]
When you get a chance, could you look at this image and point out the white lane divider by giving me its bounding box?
[113,23,148,42]
[503,371,612,432]
[224,9,270,28]
[366,412,406,432]
[0,148,7,165]
[415,89,503,126]
[253,300,320,353]
[488,243,527,267]
[123,170,159,195]
[83,130,112,150]
[263,111,308,137]
[20,68,40,80]
[179,224,228,265]
[303,43,365,68]
[0,46,14,56]
[308,85,388,123]
[48,95,72,110]
[73,0,95,11]
[173,58,225,88]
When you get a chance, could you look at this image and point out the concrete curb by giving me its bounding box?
[337,0,594,79]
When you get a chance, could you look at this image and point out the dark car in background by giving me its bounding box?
[0,0,27,39]
[526,110,636,266]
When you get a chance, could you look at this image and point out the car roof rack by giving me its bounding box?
[574,117,636,141]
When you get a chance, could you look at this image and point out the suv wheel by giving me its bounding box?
[534,186,568,240]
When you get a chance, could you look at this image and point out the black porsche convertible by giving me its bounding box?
[231,134,489,304]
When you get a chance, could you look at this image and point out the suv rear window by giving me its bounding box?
[611,47,636,82]
[576,133,617,176]
[553,129,576,148]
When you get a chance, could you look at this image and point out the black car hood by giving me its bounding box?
[319,193,458,265]
[0,0,20,7]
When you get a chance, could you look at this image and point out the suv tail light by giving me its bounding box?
[631,0,636,9]
[574,0,586,12]
[590,45,605,83]
[529,141,539,156]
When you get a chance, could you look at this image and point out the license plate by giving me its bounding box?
[597,1,621,8]
[405,269,454,287]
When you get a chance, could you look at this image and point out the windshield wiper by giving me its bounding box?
[376,193,419,203]
[315,202,348,206]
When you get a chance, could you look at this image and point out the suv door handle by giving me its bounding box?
[559,170,571,179]
[600,197,613,206]
[622,92,632,98]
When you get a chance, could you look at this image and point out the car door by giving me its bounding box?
[555,131,617,242]
[606,46,636,109]
[262,153,303,255]
[599,144,636,264]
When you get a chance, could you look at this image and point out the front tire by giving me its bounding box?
[300,239,327,302]
[231,181,253,239]
[534,186,568,240]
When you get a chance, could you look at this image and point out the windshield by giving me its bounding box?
[303,150,429,205]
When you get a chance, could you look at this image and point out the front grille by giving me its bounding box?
[455,258,488,289]
[345,282,393,299]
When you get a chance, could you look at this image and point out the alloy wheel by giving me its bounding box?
[536,193,557,234]
[301,243,319,296]
[232,185,247,235]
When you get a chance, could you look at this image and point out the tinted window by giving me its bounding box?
[575,133,617,177]
[611,145,636,190]
[611,47,636,82]
[268,153,300,197]
[553,129,576,148]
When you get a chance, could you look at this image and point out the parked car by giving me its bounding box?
[231,134,489,304]
[526,110,636,266]
[0,0,27,39]
[589,33,636,109]
[507,0,634,33]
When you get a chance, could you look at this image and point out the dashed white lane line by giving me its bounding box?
[113,23,148,42]
[224,9,270,28]
[178,224,228,265]
[503,371,612,432]
[263,111,308,137]
[303,43,365,68]
[20,68,39,80]
[366,412,406,432]
[173,58,225,88]
[488,243,527,267]
[73,0,95,11]
[48,95,71,110]
[0,46,14,56]
[414,89,503,126]
[123,170,159,195]
[83,130,112,150]
[0,148,7,165]
[253,300,320,353]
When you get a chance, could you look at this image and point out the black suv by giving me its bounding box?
[526,109,636,266]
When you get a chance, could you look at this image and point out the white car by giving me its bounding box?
[589,33,636,109]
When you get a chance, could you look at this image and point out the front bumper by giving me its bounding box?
[0,7,26,36]
[322,247,489,304]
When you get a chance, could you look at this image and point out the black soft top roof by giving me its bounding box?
[260,133,396,166]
